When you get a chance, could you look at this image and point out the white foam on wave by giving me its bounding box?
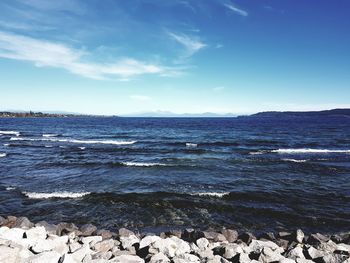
[43,134,58,137]
[282,158,307,163]
[249,151,265,155]
[23,191,90,199]
[44,145,53,148]
[6,186,15,190]
[0,153,7,158]
[78,147,86,150]
[10,137,136,145]
[0,131,20,136]
[122,162,166,167]
[186,143,197,147]
[273,148,350,154]
[3,143,9,146]
[192,192,230,198]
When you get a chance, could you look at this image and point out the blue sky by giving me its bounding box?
[0,0,349,115]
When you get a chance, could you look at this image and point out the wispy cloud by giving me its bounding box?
[130,95,152,101]
[224,3,248,17]
[168,32,207,58]
[0,31,168,80]
[213,86,225,92]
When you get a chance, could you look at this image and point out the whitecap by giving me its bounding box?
[191,192,229,198]
[44,145,53,148]
[186,143,197,147]
[0,153,7,158]
[122,162,166,167]
[10,137,136,145]
[249,151,265,155]
[282,158,307,163]
[3,144,9,146]
[23,191,90,199]
[6,186,15,190]
[78,147,86,150]
[272,148,350,154]
[43,134,58,137]
[0,131,20,136]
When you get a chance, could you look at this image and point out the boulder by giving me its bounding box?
[238,232,256,245]
[91,251,113,260]
[152,236,190,258]
[69,241,82,253]
[305,246,326,259]
[259,246,284,262]
[196,237,209,250]
[294,229,304,243]
[286,246,305,260]
[119,228,135,237]
[173,253,200,263]
[307,233,329,246]
[0,245,20,263]
[120,234,139,250]
[80,224,97,236]
[0,216,6,226]
[56,222,79,236]
[0,227,25,242]
[139,235,161,249]
[35,221,58,235]
[110,254,144,263]
[203,231,227,242]
[81,236,103,246]
[32,235,69,255]
[13,217,34,229]
[222,243,243,259]
[93,239,115,253]
[207,255,230,263]
[96,229,113,240]
[71,244,93,262]
[25,226,47,240]
[149,252,170,263]
[249,239,284,254]
[26,250,61,263]
[221,229,238,243]
[3,216,17,228]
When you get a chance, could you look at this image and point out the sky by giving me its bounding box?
[0,0,349,115]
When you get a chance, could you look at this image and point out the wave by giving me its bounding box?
[23,191,91,199]
[43,134,58,137]
[272,148,350,154]
[186,143,198,147]
[121,162,166,167]
[44,145,53,148]
[191,192,230,198]
[0,131,20,136]
[282,158,307,163]
[0,153,6,158]
[78,147,86,150]
[6,186,15,190]
[10,137,136,145]
[249,150,266,155]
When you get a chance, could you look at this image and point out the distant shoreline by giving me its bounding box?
[0,111,113,118]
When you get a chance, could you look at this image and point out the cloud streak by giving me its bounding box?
[130,95,152,101]
[168,32,206,58]
[0,31,168,80]
[224,3,248,17]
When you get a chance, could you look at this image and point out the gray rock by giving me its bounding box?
[119,228,135,237]
[13,217,34,229]
[307,233,329,246]
[322,253,347,263]
[35,221,58,235]
[110,254,144,263]
[149,252,170,263]
[80,224,97,236]
[259,232,276,242]
[238,232,256,245]
[196,237,209,250]
[207,255,230,263]
[71,244,93,262]
[139,235,161,249]
[286,246,305,260]
[221,229,238,243]
[120,234,139,250]
[96,229,113,240]
[305,246,326,259]
[82,236,103,247]
[222,243,243,259]
[0,216,6,226]
[3,216,17,228]
[259,246,284,262]
[56,222,79,236]
[203,231,227,242]
[93,239,115,253]
[91,251,113,260]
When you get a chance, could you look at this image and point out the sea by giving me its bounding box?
[0,117,349,234]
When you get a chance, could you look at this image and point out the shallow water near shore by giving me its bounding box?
[0,117,349,234]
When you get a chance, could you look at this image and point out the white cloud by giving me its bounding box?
[224,3,248,17]
[168,32,206,57]
[130,95,152,101]
[0,31,168,80]
[215,43,224,49]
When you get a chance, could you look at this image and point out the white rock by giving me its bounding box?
[295,258,314,263]
[0,245,20,263]
[279,258,296,263]
[207,255,230,263]
[0,227,25,242]
[189,242,200,253]
[149,252,170,263]
[306,246,326,259]
[69,241,82,253]
[175,253,200,262]
[25,226,47,241]
[286,246,305,260]
[18,248,34,260]
[296,229,304,243]
[239,253,251,263]
[152,238,177,258]
[71,244,93,262]
[110,255,144,263]
[336,243,350,252]
[61,253,80,263]
[197,248,215,260]
[259,247,284,262]
[249,239,284,254]
[139,235,161,249]
[32,235,68,255]
[93,239,114,253]
[170,236,191,256]
[223,243,243,259]
[196,237,209,250]
[120,234,139,249]
[26,250,61,263]
[82,236,103,247]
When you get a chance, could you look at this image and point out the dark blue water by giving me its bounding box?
[0,117,349,234]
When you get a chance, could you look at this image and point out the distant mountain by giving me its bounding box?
[240,108,350,118]
[123,111,237,117]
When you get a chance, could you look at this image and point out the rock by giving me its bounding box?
[249,239,284,254]
[149,252,170,263]
[196,248,215,260]
[152,236,190,258]
[61,253,79,263]
[119,228,135,237]
[322,253,347,263]
[56,222,79,236]
[18,247,34,259]
[294,229,304,243]
[69,241,82,253]
[221,229,238,243]
[238,252,252,263]
[259,246,284,262]
[0,216,6,226]
[13,217,34,229]
[276,239,290,250]
[96,229,113,240]
[0,245,20,263]
[139,235,161,249]
[181,229,204,242]
[279,258,296,263]
[82,236,103,246]
[110,254,144,263]
[222,243,243,259]
[203,231,227,242]
[196,237,209,250]
[32,235,69,254]
[26,250,61,263]
[91,251,113,260]
[259,232,276,242]
[3,216,17,228]
[120,234,139,250]
[25,226,47,240]
[295,258,314,263]
[307,233,329,246]
[35,221,58,235]
[93,239,115,253]
[0,227,25,242]
[238,232,256,245]
[207,255,230,263]
[278,232,292,240]
[317,240,338,253]
[80,224,97,236]
[286,246,305,260]
[336,243,350,252]
[71,244,93,262]
[173,253,200,263]
[164,230,182,238]
[305,246,326,259]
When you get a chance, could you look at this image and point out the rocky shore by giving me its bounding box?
[0,216,349,263]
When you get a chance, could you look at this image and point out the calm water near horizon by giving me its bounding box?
[0,117,349,234]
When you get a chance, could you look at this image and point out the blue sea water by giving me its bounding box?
[0,117,349,234]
